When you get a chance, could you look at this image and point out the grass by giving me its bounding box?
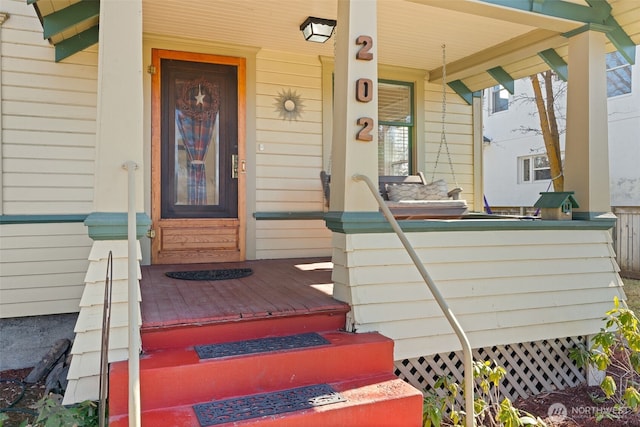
[623,276,640,314]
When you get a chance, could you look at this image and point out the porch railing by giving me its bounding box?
[123,161,141,427]
[352,174,474,427]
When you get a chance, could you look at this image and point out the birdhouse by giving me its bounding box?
[534,191,579,221]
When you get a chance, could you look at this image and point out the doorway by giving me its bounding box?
[151,49,246,264]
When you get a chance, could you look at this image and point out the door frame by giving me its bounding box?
[150,49,246,264]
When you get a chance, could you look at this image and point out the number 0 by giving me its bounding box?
[356,78,373,102]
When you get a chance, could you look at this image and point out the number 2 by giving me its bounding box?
[356,117,374,141]
[356,35,373,61]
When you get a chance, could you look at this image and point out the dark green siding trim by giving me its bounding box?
[478,0,610,24]
[572,211,617,221]
[480,0,634,66]
[0,214,88,225]
[325,211,616,234]
[602,16,636,65]
[253,212,326,220]
[487,67,515,94]
[324,211,393,233]
[55,26,99,62]
[562,22,612,39]
[43,0,100,39]
[538,49,569,81]
[447,80,474,105]
[85,212,152,241]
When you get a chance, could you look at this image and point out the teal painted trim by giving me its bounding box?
[534,191,579,209]
[379,79,415,126]
[254,212,326,220]
[325,211,616,234]
[487,67,515,94]
[562,23,611,39]
[563,22,635,66]
[55,26,99,62]
[572,211,618,222]
[447,80,473,105]
[585,0,635,64]
[27,0,38,5]
[480,0,634,66]
[478,0,610,24]
[43,1,100,39]
[603,16,636,65]
[324,211,389,233]
[472,91,482,98]
[0,214,88,225]
[85,212,152,241]
[538,49,568,81]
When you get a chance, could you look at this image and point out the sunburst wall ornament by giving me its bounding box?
[274,89,304,121]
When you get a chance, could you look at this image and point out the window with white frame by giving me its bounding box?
[606,51,632,97]
[490,85,509,113]
[519,154,552,183]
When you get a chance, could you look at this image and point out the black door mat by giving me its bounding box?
[165,268,253,281]
[195,332,330,360]
[193,383,346,426]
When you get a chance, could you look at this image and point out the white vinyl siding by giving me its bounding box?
[0,223,92,318]
[1,0,98,215]
[332,228,624,361]
[424,82,474,210]
[254,50,331,258]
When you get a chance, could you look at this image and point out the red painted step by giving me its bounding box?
[141,308,349,351]
[108,373,423,427]
[109,331,394,416]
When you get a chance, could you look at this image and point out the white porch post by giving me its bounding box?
[64,0,147,409]
[328,0,381,329]
[330,0,379,213]
[94,1,144,207]
[564,30,612,220]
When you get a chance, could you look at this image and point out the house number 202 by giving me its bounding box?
[355,35,374,142]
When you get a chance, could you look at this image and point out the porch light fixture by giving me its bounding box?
[300,16,336,43]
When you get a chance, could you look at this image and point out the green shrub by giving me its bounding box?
[569,296,640,413]
[422,360,546,426]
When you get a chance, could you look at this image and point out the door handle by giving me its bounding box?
[232,155,245,178]
[232,154,238,178]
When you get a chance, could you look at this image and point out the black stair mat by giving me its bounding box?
[193,383,346,426]
[195,332,330,360]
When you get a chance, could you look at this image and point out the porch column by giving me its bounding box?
[328,0,381,327]
[65,0,149,406]
[564,30,611,220]
[329,0,379,214]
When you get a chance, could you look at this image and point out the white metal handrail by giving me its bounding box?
[123,161,141,427]
[352,174,474,427]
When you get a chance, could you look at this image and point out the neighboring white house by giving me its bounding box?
[483,49,640,211]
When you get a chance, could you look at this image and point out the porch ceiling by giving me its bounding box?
[141,0,640,93]
[30,1,640,93]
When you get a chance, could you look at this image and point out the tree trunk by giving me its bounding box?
[530,72,564,191]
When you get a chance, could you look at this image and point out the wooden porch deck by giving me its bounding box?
[140,257,348,330]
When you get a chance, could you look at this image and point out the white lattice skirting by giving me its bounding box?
[395,336,586,402]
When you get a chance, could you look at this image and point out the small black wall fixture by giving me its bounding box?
[300,16,336,43]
